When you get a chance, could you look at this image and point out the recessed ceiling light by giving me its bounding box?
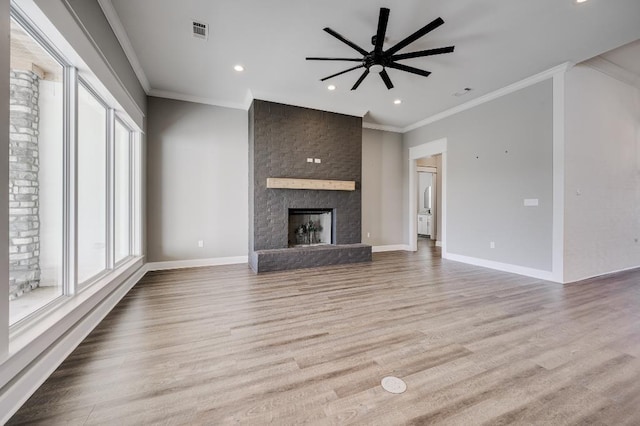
[234,65,244,72]
[327,84,336,91]
[394,99,402,105]
[575,0,588,3]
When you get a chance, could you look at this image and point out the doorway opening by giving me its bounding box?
[417,163,438,250]
[408,138,447,254]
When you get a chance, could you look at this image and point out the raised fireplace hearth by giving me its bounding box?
[251,244,372,273]
[248,100,371,272]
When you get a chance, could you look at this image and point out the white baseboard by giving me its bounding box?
[444,252,557,282]
[565,264,640,284]
[146,256,248,271]
[0,264,148,424]
[372,244,411,253]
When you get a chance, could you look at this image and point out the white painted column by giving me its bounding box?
[552,71,567,283]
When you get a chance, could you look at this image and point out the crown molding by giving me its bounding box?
[149,88,406,132]
[148,89,249,110]
[250,91,368,119]
[97,0,151,93]
[243,89,254,110]
[362,122,404,133]
[582,56,640,89]
[402,62,574,133]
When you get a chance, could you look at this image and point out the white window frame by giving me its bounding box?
[113,115,134,266]
[76,78,110,289]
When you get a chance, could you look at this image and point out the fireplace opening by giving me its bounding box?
[288,208,334,247]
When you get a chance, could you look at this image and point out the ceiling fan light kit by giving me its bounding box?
[369,64,384,74]
[306,7,455,91]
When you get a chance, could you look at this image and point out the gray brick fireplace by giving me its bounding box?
[248,100,371,272]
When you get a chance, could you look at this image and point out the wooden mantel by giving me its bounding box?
[266,178,355,191]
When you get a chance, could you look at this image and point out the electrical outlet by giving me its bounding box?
[314,158,321,163]
[367,232,371,238]
[306,158,313,163]
[490,241,495,249]
[198,240,204,248]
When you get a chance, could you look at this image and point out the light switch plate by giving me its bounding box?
[314,158,321,163]
[524,198,539,207]
[306,158,313,163]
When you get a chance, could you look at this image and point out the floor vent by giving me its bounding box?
[381,376,407,394]
[192,21,208,40]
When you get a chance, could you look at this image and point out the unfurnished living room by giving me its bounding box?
[1,0,640,424]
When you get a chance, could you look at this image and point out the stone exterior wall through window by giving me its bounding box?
[9,69,41,299]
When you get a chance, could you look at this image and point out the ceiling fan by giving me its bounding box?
[306,7,455,90]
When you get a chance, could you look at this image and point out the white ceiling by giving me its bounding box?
[104,0,640,130]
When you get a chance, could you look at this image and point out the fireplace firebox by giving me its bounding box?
[288,208,334,247]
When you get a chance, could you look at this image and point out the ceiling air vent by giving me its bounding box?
[192,20,208,40]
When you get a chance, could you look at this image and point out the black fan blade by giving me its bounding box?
[387,62,431,77]
[385,17,445,56]
[323,27,369,56]
[391,46,455,61]
[351,69,370,90]
[306,57,364,62]
[380,69,394,89]
[374,8,390,54]
[320,65,364,81]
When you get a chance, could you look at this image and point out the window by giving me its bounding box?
[114,119,131,263]
[77,84,108,285]
[6,6,141,335]
[9,17,64,324]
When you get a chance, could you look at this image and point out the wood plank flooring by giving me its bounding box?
[9,240,640,424]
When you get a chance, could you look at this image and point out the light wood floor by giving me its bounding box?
[9,241,640,425]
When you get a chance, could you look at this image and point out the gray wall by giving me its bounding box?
[147,97,248,262]
[362,128,404,246]
[404,80,554,271]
